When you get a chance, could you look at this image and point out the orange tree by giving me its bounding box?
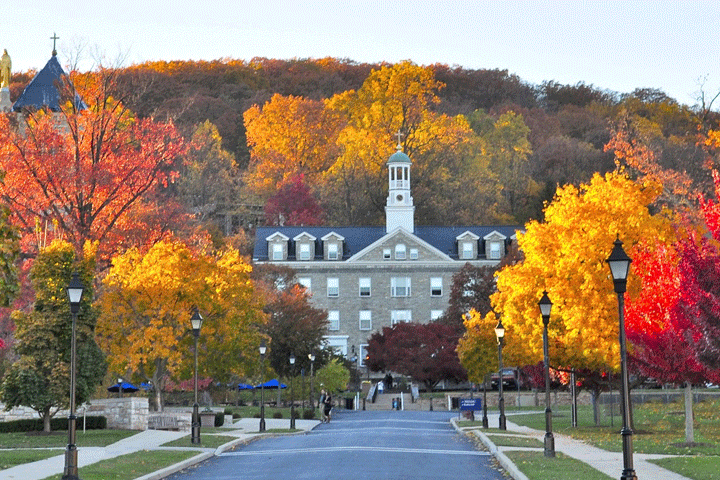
[96,239,265,411]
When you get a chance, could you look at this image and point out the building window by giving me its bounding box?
[328,311,340,331]
[327,278,339,297]
[328,243,339,260]
[391,277,411,297]
[395,244,406,260]
[391,310,412,325]
[359,278,371,297]
[489,241,502,260]
[461,241,474,259]
[299,243,311,260]
[272,243,283,261]
[430,277,443,297]
[410,248,419,260]
[297,277,311,293]
[359,344,369,366]
[383,248,391,259]
[431,310,444,321]
[359,311,372,330]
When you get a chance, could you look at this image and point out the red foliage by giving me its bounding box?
[263,174,324,226]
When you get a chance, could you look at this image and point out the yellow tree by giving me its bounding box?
[96,240,265,411]
[460,171,675,400]
[457,309,504,386]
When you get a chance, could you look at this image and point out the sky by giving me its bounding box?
[1,0,719,107]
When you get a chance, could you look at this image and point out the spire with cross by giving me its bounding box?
[394,130,404,150]
[51,32,59,56]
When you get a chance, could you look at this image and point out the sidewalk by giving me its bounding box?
[453,412,692,480]
[0,417,320,480]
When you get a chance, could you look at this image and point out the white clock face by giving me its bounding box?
[396,194,403,201]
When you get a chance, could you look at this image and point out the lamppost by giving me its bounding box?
[606,237,637,480]
[259,341,267,432]
[538,291,555,457]
[308,353,315,409]
[190,308,203,445]
[482,373,489,429]
[63,271,84,480]
[117,378,123,399]
[289,353,296,430]
[495,317,507,430]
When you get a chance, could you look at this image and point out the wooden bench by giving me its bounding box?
[148,415,179,431]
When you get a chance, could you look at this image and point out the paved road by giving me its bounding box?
[165,410,506,480]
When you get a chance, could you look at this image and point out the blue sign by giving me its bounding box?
[459,398,482,411]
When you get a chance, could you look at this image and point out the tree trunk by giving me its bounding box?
[591,387,601,426]
[684,381,694,444]
[42,408,52,433]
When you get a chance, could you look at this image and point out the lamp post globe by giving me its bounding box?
[190,308,203,445]
[494,317,506,431]
[538,290,555,457]
[289,354,296,430]
[606,237,637,480]
[63,271,84,480]
[259,341,267,432]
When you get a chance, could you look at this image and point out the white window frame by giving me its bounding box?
[395,244,406,260]
[409,248,419,260]
[328,311,340,331]
[327,277,339,297]
[461,241,474,260]
[359,310,372,330]
[430,277,443,297]
[299,243,311,261]
[297,277,311,293]
[383,248,391,260]
[391,310,412,325]
[328,243,339,260]
[272,243,283,261]
[431,310,444,321]
[489,241,502,260]
[391,277,411,297]
[359,277,371,297]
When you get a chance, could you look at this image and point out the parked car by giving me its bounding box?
[490,367,523,390]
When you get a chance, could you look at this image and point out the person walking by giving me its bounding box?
[319,389,327,423]
[323,390,333,423]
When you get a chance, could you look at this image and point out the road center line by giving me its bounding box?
[221,446,489,457]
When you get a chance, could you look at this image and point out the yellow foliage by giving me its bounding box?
[471,171,675,373]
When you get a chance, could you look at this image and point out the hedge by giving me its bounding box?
[0,416,107,433]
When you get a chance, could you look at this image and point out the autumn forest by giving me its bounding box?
[0,56,719,428]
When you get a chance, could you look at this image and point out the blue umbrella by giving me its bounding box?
[107,381,139,393]
[256,379,287,389]
[237,383,255,390]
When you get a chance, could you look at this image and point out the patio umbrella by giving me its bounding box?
[256,379,287,389]
[107,381,139,393]
[237,383,255,390]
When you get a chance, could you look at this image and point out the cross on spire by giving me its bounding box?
[51,32,59,56]
[394,130,404,149]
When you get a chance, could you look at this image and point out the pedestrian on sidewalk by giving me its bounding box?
[319,389,328,423]
[323,391,333,423]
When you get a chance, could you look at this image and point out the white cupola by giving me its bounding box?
[385,143,414,233]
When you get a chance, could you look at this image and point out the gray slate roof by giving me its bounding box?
[253,225,522,261]
[12,55,87,112]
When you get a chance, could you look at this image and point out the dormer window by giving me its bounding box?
[266,232,289,262]
[489,241,502,260]
[395,244,406,260]
[293,232,317,261]
[461,241,474,260]
[272,244,283,261]
[299,243,311,260]
[328,243,339,260]
[484,231,508,260]
[321,232,345,261]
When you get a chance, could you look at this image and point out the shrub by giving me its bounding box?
[223,407,233,415]
[214,412,224,427]
[272,412,283,419]
[302,409,316,420]
[232,413,242,419]
[0,416,107,433]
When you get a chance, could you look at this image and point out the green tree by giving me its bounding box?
[1,240,105,432]
[315,358,350,395]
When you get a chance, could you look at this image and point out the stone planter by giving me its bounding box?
[200,412,216,427]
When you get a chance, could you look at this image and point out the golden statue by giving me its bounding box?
[0,50,11,89]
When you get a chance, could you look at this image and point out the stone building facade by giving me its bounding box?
[253,145,521,370]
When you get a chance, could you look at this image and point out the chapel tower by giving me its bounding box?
[385,141,415,233]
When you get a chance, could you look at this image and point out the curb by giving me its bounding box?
[450,418,528,480]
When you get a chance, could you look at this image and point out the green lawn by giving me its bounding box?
[651,455,720,480]
[0,449,61,470]
[504,451,614,480]
[39,450,198,480]
[0,429,137,449]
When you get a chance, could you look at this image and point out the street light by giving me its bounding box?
[117,378,123,399]
[538,290,555,457]
[606,236,637,480]
[494,316,506,431]
[190,308,203,445]
[259,341,267,432]
[289,354,296,430]
[308,353,315,410]
[63,270,84,480]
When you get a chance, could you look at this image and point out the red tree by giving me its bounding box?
[366,322,466,391]
[263,174,324,226]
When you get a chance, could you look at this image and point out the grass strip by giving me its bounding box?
[0,449,61,470]
[650,455,720,480]
[162,434,239,448]
[0,429,138,449]
[485,434,543,448]
[40,450,198,480]
[504,450,613,480]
